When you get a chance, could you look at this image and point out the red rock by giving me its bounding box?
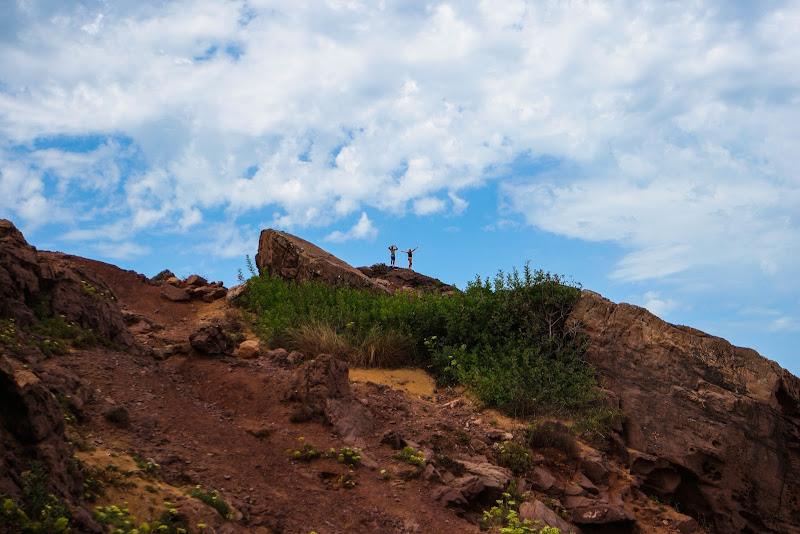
[189,324,232,355]
[571,504,636,525]
[519,500,582,534]
[431,486,468,508]
[569,290,800,533]
[233,340,261,359]
[160,284,190,302]
[255,229,379,290]
[184,274,208,286]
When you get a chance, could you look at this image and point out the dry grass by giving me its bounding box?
[524,420,579,458]
[289,321,411,368]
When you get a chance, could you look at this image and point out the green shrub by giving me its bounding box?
[496,441,535,475]
[394,446,425,468]
[572,406,628,445]
[329,446,361,468]
[241,259,603,417]
[286,437,319,461]
[188,486,233,520]
[93,502,191,534]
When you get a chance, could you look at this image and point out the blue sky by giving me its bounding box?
[1,0,799,375]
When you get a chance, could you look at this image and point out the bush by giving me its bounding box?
[496,441,535,475]
[241,259,603,417]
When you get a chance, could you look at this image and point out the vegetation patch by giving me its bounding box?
[524,421,579,458]
[394,446,426,468]
[496,441,535,475]
[93,501,194,533]
[0,464,73,534]
[241,259,604,417]
[188,486,233,520]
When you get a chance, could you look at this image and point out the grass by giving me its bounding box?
[241,258,606,418]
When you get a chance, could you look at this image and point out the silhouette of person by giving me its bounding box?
[404,247,418,270]
[388,245,398,267]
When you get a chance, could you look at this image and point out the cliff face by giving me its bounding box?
[569,290,800,534]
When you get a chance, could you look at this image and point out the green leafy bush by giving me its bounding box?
[496,441,535,475]
[241,259,603,417]
[286,437,319,461]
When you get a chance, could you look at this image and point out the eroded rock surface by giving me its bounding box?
[255,229,379,290]
[0,219,135,349]
[569,290,800,534]
[287,354,375,439]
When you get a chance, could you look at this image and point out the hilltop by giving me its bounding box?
[1,221,799,534]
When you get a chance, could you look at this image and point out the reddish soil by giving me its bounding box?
[55,256,484,534]
[27,255,686,534]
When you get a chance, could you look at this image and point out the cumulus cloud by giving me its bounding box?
[324,212,377,243]
[0,0,798,288]
[636,291,680,319]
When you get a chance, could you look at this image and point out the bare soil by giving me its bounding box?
[44,256,687,534]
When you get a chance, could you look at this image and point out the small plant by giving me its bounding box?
[286,437,319,461]
[133,456,160,478]
[496,440,534,475]
[337,472,357,489]
[328,446,361,468]
[0,318,20,349]
[81,280,115,301]
[188,486,233,520]
[394,446,426,468]
[380,469,392,480]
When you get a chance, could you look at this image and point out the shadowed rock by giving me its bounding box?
[0,219,135,349]
[569,290,800,534]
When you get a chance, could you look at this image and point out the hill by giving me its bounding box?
[1,220,798,534]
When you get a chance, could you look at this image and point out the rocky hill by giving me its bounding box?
[1,220,798,534]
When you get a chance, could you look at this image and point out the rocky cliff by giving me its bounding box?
[569,290,800,534]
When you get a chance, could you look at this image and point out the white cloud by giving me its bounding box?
[324,212,377,243]
[0,0,797,296]
[770,317,800,333]
[413,196,446,216]
[636,291,680,319]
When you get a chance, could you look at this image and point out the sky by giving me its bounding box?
[1,0,799,375]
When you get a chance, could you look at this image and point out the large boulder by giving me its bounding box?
[568,290,800,534]
[255,229,381,290]
[0,220,135,349]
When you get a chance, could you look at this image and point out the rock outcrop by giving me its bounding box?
[255,229,379,290]
[0,219,135,349]
[569,290,800,534]
[286,354,375,439]
[357,263,454,295]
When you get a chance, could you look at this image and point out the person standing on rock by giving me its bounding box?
[404,247,418,270]
[389,245,398,267]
